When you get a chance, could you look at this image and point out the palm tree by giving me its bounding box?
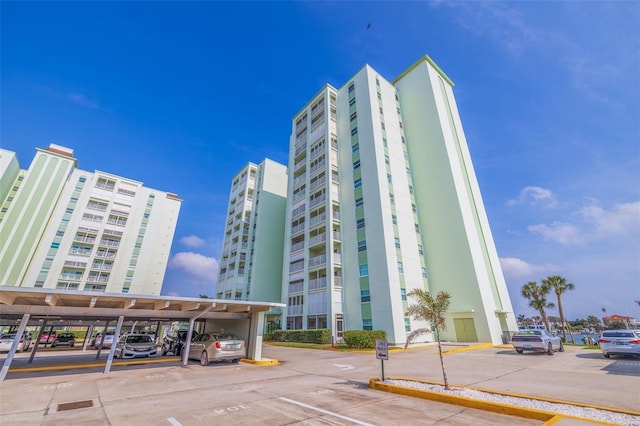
[517,314,526,327]
[521,281,555,332]
[404,289,452,390]
[542,275,575,341]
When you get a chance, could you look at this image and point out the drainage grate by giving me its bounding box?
[57,400,94,412]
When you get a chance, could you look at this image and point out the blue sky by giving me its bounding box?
[2,1,638,322]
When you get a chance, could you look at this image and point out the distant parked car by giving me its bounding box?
[52,332,76,348]
[598,330,640,358]
[189,332,246,366]
[511,330,563,355]
[0,332,33,352]
[114,334,157,359]
[39,331,57,345]
[92,331,116,348]
[161,330,198,356]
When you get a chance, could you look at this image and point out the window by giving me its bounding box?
[359,264,368,277]
[387,174,392,184]
[355,197,363,208]
[360,290,370,303]
[392,214,397,225]
[352,143,359,153]
[395,237,400,248]
[348,83,355,93]
[363,319,373,330]
[397,261,404,274]
[349,97,356,107]
[354,178,362,189]
[415,224,421,233]
[385,154,390,164]
[401,288,407,301]
[350,112,357,122]
[418,244,424,255]
[404,317,411,332]
[412,204,417,213]
[351,127,358,136]
[389,194,395,204]
[358,240,367,252]
[353,159,360,170]
[356,218,365,229]
[422,267,428,279]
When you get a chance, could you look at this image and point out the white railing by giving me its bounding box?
[333,231,341,240]
[334,276,343,287]
[309,277,327,290]
[291,223,305,234]
[308,302,327,314]
[290,241,305,252]
[309,254,326,267]
[309,233,326,246]
[288,305,303,316]
[310,195,326,208]
[288,282,304,293]
[309,213,326,227]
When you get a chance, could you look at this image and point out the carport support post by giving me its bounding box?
[104,316,125,374]
[28,319,47,364]
[83,325,94,351]
[247,311,265,361]
[0,313,30,383]
[182,317,196,367]
[96,321,111,359]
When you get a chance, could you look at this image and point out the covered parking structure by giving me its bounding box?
[0,286,285,382]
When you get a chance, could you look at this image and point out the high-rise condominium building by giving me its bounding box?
[215,159,287,328]
[0,144,181,295]
[282,56,517,345]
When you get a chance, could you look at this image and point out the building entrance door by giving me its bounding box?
[454,318,478,342]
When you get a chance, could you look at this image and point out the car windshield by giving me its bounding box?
[127,335,152,344]
[517,331,542,336]
[215,333,240,340]
[603,332,635,338]
[1,334,16,339]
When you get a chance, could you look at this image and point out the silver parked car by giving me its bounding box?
[189,332,246,366]
[114,334,157,359]
[0,332,33,352]
[511,330,564,355]
[598,330,640,358]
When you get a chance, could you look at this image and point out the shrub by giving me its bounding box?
[343,330,386,348]
[270,329,330,344]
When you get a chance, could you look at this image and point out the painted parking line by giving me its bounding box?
[278,397,374,426]
[167,417,182,426]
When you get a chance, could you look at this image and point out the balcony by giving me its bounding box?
[309,254,326,268]
[309,195,326,208]
[288,282,304,293]
[309,161,326,176]
[334,276,343,288]
[308,302,327,314]
[309,213,326,227]
[295,141,307,156]
[290,241,305,252]
[74,236,96,244]
[291,205,305,218]
[308,233,326,247]
[288,305,303,316]
[291,223,305,235]
[309,277,327,290]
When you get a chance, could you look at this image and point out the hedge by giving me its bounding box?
[269,329,331,344]
[343,330,386,348]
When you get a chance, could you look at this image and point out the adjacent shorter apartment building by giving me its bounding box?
[215,159,288,329]
[0,144,181,295]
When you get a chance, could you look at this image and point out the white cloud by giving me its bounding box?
[168,252,218,284]
[500,257,553,279]
[528,221,585,245]
[528,200,640,246]
[507,186,558,208]
[180,235,205,248]
[43,86,99,109]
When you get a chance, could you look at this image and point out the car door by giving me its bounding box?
[189,333,206,359]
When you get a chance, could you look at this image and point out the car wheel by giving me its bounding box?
[232,358,240,363]
[161,347,167,356]
[200,351,209,366]
[515,348,523,354]
[547,343,554,355]
[603,353,611,359]
[559,341,564,352]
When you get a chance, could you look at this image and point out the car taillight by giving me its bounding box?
[629,340,640,344]
[599,339,610,344]
[215,341,221,349]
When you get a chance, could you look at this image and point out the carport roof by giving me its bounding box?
[0,286,286,323]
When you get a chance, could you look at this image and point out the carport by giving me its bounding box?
[0,286,285,382]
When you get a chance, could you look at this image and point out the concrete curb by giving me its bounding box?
[240,358,279,366]
[369,377,638,425]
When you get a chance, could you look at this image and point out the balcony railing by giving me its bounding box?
[308,302,327,314]
[288,282,304,293]
[310,195,326,208]
[309,233,326,247]
[334,276,343,288]
[309,254,326,268]
[309,213,326,227]
[309,277,327,290]
[291,223,305,235]
[290,241,305,252]
[288,305,303,316]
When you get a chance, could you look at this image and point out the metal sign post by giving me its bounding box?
[375,339,389,381]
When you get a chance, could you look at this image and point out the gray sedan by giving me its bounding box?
[189,332,246,366]
[511,330,564,355]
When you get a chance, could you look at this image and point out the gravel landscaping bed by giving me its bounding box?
[384,379,640,425]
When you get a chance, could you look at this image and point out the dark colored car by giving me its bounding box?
[52,332,76,348]
[161,330,198,356]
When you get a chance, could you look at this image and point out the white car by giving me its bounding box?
[598,330,640,358]
[0,332,33,352]
[114,334,157,359]
[511,330,563,355]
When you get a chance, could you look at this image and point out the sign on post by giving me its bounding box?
[376,339,388,360]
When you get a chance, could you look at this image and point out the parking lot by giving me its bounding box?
[1,343,639,425]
